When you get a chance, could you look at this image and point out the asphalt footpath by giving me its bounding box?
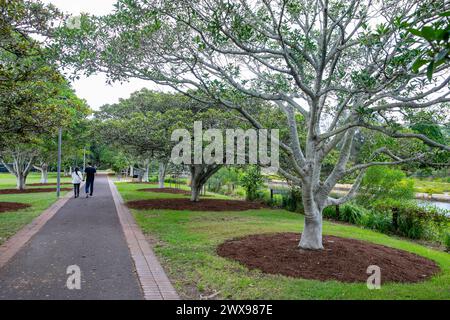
[0,175,143,300]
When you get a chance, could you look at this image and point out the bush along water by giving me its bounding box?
[444,232,450,252]
[322,200,449,244]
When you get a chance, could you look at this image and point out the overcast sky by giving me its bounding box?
[42,0,168,110]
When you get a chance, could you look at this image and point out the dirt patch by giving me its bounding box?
[217,232,440,283]
[126,198,269,211]
[0,202,31,213]
[138,188,190,195]
[0,187,72,194]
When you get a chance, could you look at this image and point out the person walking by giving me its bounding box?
[84,162,97,198]
[71,167,83,198]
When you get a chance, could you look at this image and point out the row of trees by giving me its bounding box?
[92,88,264,201]
[2,0,448,250]
[0,0,90,189]
[50,0,450,249]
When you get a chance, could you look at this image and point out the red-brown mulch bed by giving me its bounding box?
[217,232,440,283]
[28,182,72,186]
[0,202,31,213]
[129,182,159,184]
[138,188,191,195]
[0,187,72,194]
[126,198,269,211]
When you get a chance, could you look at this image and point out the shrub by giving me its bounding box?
[323,202,367,224]
[111,154,129,174]
[340,203,366,224]
[323,206,339,220]
[359,210,393,234]
[264,193,284,207]
[147,176,184,185]
[280,187,303,212]
[325,195,449,244]
[423,187,439,196]
[373,200,449,240]
[443,232,450,252]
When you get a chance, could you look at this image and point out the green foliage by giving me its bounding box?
[358,167,415,204]
[240,165,264,201]
[147,176,182,185]
[0,0,86,151]
[443,232,450,251]
[358,210,394,234]
[207,167,242,194]
[323,198,449,243]
[111,153,129,174]
[404,110,450,168]
[373,200,449,240]
[117,182,450,300]
[323,203,367,224]
[404,1,449,80]
[280,187,303,213]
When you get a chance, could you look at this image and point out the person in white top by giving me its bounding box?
[71,167,83,198]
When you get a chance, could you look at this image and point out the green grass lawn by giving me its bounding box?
[0,172,69,245]
[0,172,72,189]
[117,182,450,300]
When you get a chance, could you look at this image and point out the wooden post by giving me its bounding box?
[392,208,399,230]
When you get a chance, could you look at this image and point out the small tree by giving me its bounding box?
[357,166,415,205]
[111,152,129,179]
[0,145,37,190]
[240,166,264,201]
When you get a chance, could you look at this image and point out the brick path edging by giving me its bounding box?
[0,189,74,270]
[107,177,179,300]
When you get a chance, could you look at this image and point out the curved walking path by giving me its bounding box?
[0,175,178,300]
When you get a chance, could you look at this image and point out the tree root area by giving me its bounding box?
[0,188,72,194]
[126,198,269,211]
[0,202,31,213]
[217,232,440,283]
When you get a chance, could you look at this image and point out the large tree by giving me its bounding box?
[94,90,190,186]
[52,0,450,249]
[0,0,65,148]
[95,90,247,201]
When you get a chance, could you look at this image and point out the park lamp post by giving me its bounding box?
[56,96,68,198]
[83,147,86,172]
[57,127,62,198]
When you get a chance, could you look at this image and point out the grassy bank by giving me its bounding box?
[0,172,72,189]
[413,179,450,194]
[117,182,450,300]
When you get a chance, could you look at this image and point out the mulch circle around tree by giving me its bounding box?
[0,202,31,213]
[0,188,72,195]
[126,198,269,211]
[28,182,72,186]
[129,182,158,184]
[217,232,440,283]
[138,188,191,195]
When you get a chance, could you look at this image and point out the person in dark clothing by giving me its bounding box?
[84,162,97,198]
